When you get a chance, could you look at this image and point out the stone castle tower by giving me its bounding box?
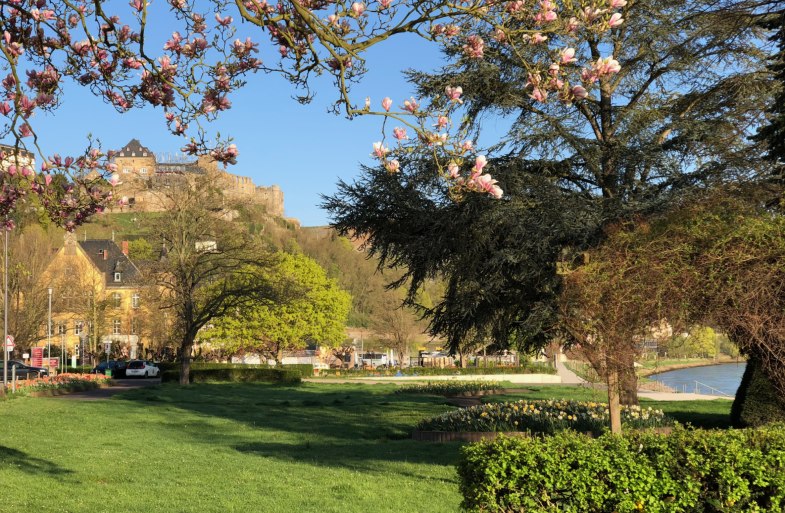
[111,139,285,217]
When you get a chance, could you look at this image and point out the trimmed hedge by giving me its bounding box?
[458,426,785,512]
[161,368,301,384]
[157,362,313,378]
[731,358,785,427]
[316,363,556,378]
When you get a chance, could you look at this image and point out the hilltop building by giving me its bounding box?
[110,139,285,217]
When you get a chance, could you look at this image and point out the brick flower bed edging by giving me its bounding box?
[412,427,674,442]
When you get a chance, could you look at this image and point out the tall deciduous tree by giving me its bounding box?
[145,174,279,383]
[210,251,351,365]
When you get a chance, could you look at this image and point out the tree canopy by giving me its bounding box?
[209,251,351,364]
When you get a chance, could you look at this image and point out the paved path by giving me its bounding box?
[554,360,587,385]
[53,377,160,401]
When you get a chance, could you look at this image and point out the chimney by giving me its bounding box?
[121,240,129,256]
[103,247,109,260]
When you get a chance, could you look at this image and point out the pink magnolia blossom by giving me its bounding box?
[463,35,485,59]
[109,173,120,186]
[402,98,419,113]
[445,85,463,102]
[385,159,400,173]
[474,155,488,172]
[444,25,461,37]
[378,0,392,9]
[372,142,389,158]
[44,174,52,186]
[567,17,580,32]
[530,33,548,44]
[130,0,146,11]
[571,85,588,99]
[506,1,525,13]
[593,56,621,76]
[492,28,507,42]
[530,87,548,102]
[381,97,392,112]
[351,2,365,16]
[610,0,627,8]
[560,48,576,64]
[447,162,460,178]
[461,140,474,152]
[328,14,339,26]
[434,116,449,129]
[608,13,624,28]
[215,13,233,26]
[473,174,503,199]
[393,127,408,140]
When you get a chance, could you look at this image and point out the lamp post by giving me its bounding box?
[47,287,52,372]
[2,226,7,387]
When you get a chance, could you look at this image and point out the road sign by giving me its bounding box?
[2,334,14,350]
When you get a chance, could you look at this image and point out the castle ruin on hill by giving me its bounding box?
[109,139,285,217]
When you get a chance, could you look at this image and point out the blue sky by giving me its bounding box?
[27,29,457,227]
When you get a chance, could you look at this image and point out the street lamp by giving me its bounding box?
[2,226,7,387]
[47,287,52,372]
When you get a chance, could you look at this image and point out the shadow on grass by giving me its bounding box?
[0,445,74,476]
[119,382,456,441]
[234,440,461,483]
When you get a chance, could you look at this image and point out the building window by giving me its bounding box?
[112,293,122,308]
[74,320,84,335]
[132,293,140,309]
[114,272,122,282]
[113,319,121,335]
[57,323,66,335]
[122,167,131,174]
[131,319,139,335]
[139,167,148,175]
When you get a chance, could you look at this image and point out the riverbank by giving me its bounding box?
[639,357,744,378]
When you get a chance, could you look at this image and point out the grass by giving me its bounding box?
[0,382,461,513]
[0,382,735,512]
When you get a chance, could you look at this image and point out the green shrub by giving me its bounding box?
[157,362,313,378]
[419,399,670,435]
[459,426,785,512]
[731,358,785,427]
[160,368,301,384]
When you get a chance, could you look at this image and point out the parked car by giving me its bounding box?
[125,360,160,378]
[4,360,48,379]
[91,360,127,377]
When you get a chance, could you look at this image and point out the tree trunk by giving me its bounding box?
[275,344,283,366]
[607,367,623,435]
[179,336,194,385]
[619,355,639,406]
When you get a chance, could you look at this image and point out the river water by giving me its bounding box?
[651,362,747,396]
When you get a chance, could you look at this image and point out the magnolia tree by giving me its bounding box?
[0,0,629,230]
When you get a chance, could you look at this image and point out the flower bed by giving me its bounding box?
[417,399,671,435]
[3,373,111,396]
[396,381,504,397]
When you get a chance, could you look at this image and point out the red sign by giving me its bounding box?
[2,334,14,350]
[31,347,43,367]
[49,358,59,369]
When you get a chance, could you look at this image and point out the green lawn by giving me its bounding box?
[0,383,461,513]
[0,382,734,512]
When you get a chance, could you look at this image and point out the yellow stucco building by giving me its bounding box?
[43,234,149,359]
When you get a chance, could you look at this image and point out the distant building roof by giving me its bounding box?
[116,139,153,158]
[78,240,141,287]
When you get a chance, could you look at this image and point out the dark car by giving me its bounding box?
[91,360,127,377]
[4,360,48,379]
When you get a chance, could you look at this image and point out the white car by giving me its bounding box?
[125,360,160,378]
